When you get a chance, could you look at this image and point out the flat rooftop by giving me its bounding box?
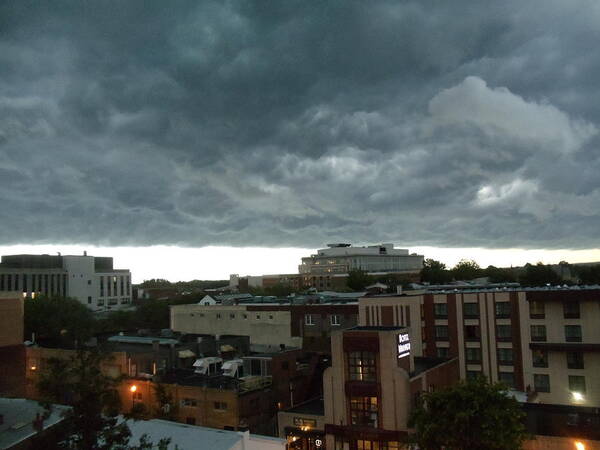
[0,398,70,449]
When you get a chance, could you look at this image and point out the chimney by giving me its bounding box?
[83,250,87,256]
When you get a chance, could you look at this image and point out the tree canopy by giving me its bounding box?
[409,377,527,450]
[518,262,562,287]
[24,296,96,346]
[451,259,482,281]
[346,269,373,291]
[420,259,452,284]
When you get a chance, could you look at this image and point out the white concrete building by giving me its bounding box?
[299,243,424,275]
[0,253,132,311]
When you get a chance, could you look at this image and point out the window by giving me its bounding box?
[530,325,546,342]
[567,352,584,369]
[495,302,511,318]
[563,301,580,319]
[565,325,582,342]
[242,314,248,319]
[350,397,378,427]
[496,325,512,341]
[534,374,550,393]
[133,392,142,400]
[498,372,515,388]
[532,350,548,368]
[87,296,92,304]
[436,347,449,358]
[256,314,261,320]
[434,303,448,318]
[465,325,480,341]
[347,351,377,382]
[497,348,514,365]
[108,298,117,305]
[356,440,400,450]
[181,398,198,407]
[229,313,235,319]
[463,302,479,318]
[97,299,104,306]
[529,301,545,319]
[269,314,274,320]
[87,279,91,285]
[216,313,221,319]
[569,376,586,393]
[330,314,341,326]
[434,325,449,340]
[214,401,227,411]
[305,314,315,325]
[465,347,481,363]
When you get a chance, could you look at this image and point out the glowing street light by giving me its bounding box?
[575,441,585,450]
[130,385,137,409]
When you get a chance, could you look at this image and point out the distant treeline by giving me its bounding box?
[421,259,600,286]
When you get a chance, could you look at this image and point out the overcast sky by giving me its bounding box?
[2,1,600,281]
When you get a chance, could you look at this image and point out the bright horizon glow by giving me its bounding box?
[0,244,599,284]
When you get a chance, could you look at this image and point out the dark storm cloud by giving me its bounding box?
[1,0,600,249]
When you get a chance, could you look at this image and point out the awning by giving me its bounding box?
[178,349,196,358]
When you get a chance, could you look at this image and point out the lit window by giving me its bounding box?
[347,351,376,382]
[530,325,546,342]
[534,374,550,393]
[350,397,378,427]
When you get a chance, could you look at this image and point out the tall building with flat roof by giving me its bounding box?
[299,244,424,276]
[0,253,132,311]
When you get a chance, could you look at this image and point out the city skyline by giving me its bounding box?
[1,244,600,283]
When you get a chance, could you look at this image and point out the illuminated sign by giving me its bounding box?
[398,333,411,359]
[293,417,317,428]
[315,438,323,448]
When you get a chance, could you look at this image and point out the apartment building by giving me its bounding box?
[170,303,359,353]
[0,253,132,310]
[359,287,600,407]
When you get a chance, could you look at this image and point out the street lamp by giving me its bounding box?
[130,385,137,409]
[575,441,585,450]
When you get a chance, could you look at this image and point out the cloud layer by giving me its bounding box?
[1,0,600,249]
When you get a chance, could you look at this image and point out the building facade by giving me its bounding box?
[170,303,359,353]
[299,244,424,276]
[0,253,132,310]
[359,287,600,407]
[323,326,459,450]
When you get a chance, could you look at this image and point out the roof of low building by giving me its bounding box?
[0,398,70,449]
[127,419,285,450]
[107,335,180,345]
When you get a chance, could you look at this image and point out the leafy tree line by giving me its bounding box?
[420,258,600,286]
[24,296,200,346]
[139,279,228,291]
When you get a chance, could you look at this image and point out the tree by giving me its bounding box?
[153,384,179,422]
[519,263,562,287]
[409,377,528,450]
[420,259,451,284]
[24,296,96,346]
[346,269,372,291]
[36,348,170,450]
[139,279,172,288]
[451,259,482,281]
[483,265,517,283]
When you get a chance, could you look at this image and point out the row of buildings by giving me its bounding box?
[170,285,600,449]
